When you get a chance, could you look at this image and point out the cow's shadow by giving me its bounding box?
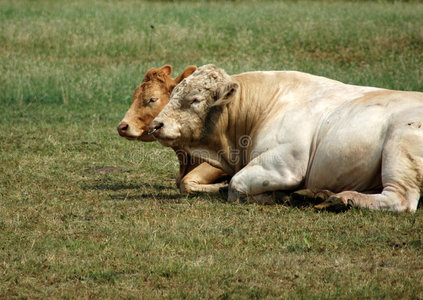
[83,182,143,191]
[109,192,187,202]
[82,181,194,203]
[83,182,171,192]
[83,181,423,210]
[83,181,326,207]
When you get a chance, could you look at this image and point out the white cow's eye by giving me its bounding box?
[191,98,201,104]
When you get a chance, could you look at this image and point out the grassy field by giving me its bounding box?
[1,0,423,298]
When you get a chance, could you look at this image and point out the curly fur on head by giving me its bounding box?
[188,64,229,88]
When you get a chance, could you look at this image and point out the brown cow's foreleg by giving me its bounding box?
[180,162,228,194]
[181,182,228,194]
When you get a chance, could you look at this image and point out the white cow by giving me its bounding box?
[149,64,423,212]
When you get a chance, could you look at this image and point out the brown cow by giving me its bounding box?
[117,65,228,193]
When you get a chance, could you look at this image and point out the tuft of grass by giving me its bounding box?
[1,0,423,298]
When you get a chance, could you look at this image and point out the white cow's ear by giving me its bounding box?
[212,82,239,107]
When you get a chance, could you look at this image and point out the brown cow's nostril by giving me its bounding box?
[148,121,164,135]
[118,122,129,136]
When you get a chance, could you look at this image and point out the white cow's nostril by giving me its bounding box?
[148,121,164,135]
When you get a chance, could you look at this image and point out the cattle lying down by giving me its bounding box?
[117,65,228,193]
[150,64,423,212]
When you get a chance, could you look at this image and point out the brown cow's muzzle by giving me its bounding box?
[148,121,164,136]
[117,121,129,137]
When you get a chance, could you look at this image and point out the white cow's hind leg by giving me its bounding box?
[317,122,423,212]
[317,188,420,212]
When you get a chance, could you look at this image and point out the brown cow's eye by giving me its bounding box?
[149,97,159,103]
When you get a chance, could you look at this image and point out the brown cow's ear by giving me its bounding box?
[175,66,197,84]
[212,81,239,107]
[160,65,172,76]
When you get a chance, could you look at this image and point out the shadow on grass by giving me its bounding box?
[84,180,423,210]
[107,183,230,203]
[82,182,172,192]
[82,180,194,203]
[109,193,189,202]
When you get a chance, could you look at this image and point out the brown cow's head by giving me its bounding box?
[149,64,239,147]
[117,65,197,142]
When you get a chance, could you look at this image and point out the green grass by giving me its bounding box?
[1,0,423,298]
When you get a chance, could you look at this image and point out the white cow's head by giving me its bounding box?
[149,64,239,147]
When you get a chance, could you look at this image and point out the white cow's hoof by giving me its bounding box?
[228,186,246,203]
[314,195,350,212]
[290,189,334,206]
